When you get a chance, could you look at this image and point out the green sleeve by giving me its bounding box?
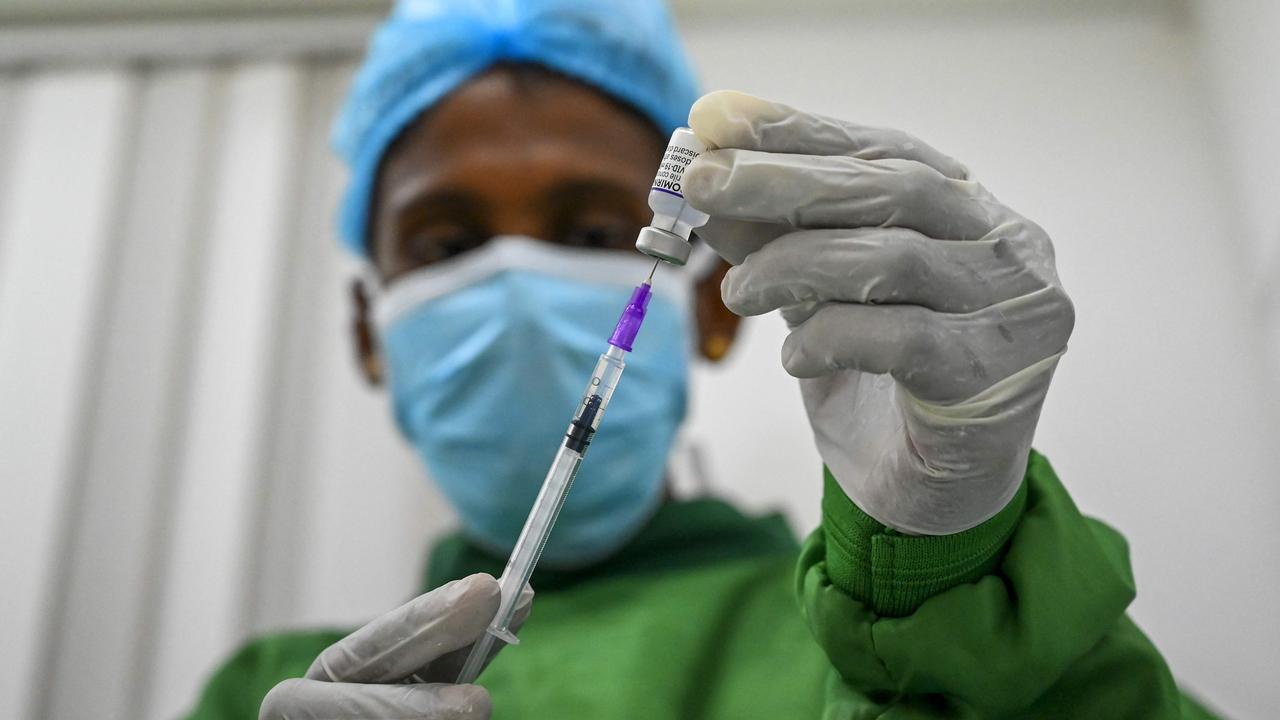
[796,450,1220,719]
[184,630,345,720]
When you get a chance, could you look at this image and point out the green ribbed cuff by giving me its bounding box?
[821,464,1028,618]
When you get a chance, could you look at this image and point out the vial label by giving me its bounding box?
[652,131,704,198]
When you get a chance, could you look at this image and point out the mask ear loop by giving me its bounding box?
[351,262,386,383]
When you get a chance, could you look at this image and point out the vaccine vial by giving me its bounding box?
[636,127,710,266]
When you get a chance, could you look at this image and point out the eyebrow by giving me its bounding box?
[387,187,485,231]
[542,178,648,213]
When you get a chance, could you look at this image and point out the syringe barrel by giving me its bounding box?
[485,347,627,639]
[577,345,626,430]
[487,443,581,641]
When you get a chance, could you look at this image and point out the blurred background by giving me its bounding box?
[1,0,1277,718]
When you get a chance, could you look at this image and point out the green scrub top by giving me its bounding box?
[186,452,1220,719]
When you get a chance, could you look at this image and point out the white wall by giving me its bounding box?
[0,3,1276,719]
[1190,0,1280,382]
[1190,0,1280,275]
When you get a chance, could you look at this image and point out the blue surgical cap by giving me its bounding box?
[332,0,701,257]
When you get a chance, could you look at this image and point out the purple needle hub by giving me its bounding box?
[608,283,652,352]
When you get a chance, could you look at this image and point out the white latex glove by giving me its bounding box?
[685,91,1074,535]
[259,573,531,720]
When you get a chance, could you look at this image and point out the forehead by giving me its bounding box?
[376,66,666,198]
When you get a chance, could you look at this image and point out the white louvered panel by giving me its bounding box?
[145,62,304,720]
[287,61,444,631]
[242,60,350,635]
[0,70,133,720]
[0,75,25,261]
[39,67,217,720]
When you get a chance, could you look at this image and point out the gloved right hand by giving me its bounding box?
[685,91,1074,536]
[259,573,531,720]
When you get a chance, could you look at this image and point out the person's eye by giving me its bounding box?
[399,227,487,266]
[559,218,637,251]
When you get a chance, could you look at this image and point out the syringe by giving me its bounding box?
[455,127,708,684]
[455,262,660,684]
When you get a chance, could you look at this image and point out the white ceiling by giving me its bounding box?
[0,0,391,23]
[0,0,1166,25]
[0,0,1173,69]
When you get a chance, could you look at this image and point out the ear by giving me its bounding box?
[693,259,743,362]
[350,278,384,385]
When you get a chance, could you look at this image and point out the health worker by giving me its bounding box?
[186,1,1219,718]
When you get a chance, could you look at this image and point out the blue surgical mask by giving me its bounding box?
[373,236,691,567]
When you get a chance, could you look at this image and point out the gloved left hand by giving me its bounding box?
[258,573,531,719]
[684,91,1075,535]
